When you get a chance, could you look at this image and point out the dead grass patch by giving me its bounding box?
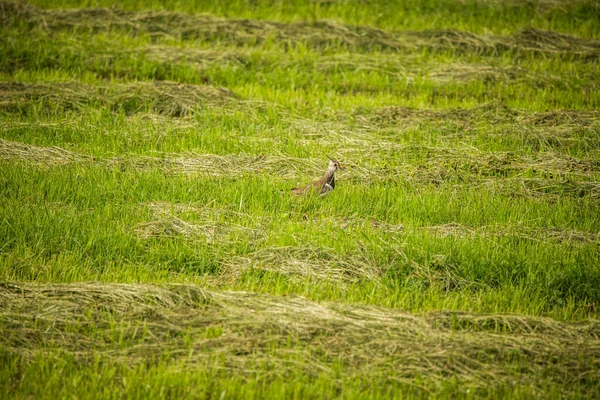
[1,282,598,395]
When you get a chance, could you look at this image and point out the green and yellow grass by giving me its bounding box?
[1,0,599,398]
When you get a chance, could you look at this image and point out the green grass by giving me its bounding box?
[1,0,599,398]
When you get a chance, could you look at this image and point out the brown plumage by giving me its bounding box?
[291,158,344,196]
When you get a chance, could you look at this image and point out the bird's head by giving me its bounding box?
[326,155,343,172]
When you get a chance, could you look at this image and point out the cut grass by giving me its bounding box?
[0,81,235,116]
[19,0,600,38]
[1,0,600,397]
[1,283,599,398]
[12,7,598,58]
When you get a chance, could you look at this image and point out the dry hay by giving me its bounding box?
[424,63,567,87]
[426,223,600,245]
[278,111,600,179]
[411,148,600,177]
[348,106,600,153]
[143,45,250,68]
[488,176,600,201]
[1,282,599,395]
[427,63,510,84]
[2,139,598,203]
[0,138,94,165]
[323,214,599,245]
[514,226,600,244]
[406,255,484,292]
[4,1,600,59]
[0,138,322,177]
[221,246,382,284]
[2,79,597,157]
[0,81,235,116]
[521,109,600,131]
[427,223,478,238]
[304,54,540,85]
[114,152,321,178]
[134,201,267,244]
[365,146,600,186]
[333,215,406,233]
[413,27,600,59]
[451,0,590,13]
[358,104,599,130]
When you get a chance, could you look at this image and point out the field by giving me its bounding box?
[1,0,600,398]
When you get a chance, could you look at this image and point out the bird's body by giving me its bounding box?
[291,158,343,196]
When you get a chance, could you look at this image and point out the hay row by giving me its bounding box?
[426,222,600,244]
[144,46,577,87]
[134,201,267,245]
[10,81,591,155]
[280,107,600,155]
[1,282,598,395]
[340,217,600,245]
[255,106,600,154]
[324,215,600,245]
[129,201,599,286]
[140,202,600,248]
[3,1,600,58]
[2,139,598,201]
[0,81,236,117]
[356,104,600,129]
[460,0,589,13]
[135,203,382,284]
[0,138,321,177]
[2,81,598,134]
[221,246,382,284]
[0,137,92,165]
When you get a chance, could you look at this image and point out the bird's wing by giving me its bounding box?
[292,175,332,196]
[292,184,314,195]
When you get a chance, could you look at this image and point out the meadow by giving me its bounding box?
[1,0,599,398]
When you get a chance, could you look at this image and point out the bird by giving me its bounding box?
[291,156,344,196]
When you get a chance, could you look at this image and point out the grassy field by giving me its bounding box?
[1,0,600,398]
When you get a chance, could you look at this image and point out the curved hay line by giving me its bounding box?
[1,283,598,395]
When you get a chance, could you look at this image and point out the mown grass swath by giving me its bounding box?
[1,0,599,398]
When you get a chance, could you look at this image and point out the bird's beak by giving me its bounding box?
[338,163,344,170]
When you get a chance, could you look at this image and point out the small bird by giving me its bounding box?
[292,156,344,196]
